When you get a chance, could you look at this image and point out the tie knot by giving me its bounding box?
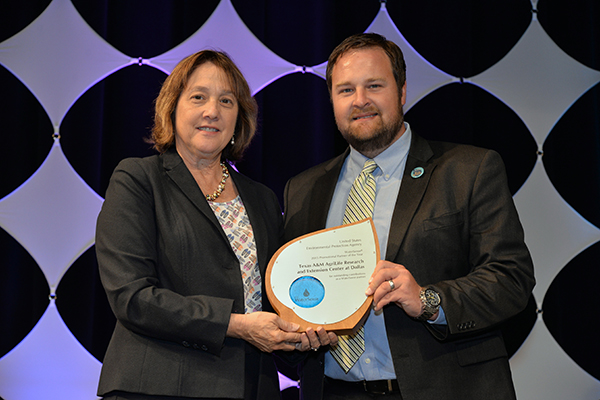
[362,159,377,175]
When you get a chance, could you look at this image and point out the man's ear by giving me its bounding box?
[400,82,407,107]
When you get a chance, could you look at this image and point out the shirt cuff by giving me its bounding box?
[427,306,447,325]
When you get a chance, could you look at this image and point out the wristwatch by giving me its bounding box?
[417,287,441,321]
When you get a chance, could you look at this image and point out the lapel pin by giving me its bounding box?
[411,167,424,179]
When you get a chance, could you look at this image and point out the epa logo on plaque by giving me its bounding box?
[266,219,379,334]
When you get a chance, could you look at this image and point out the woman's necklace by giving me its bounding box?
[205,162,230,201]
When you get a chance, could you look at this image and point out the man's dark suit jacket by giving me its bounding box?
[283,132,535,400]
[96,148,282,399]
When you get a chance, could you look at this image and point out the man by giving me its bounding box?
[283,33,535,400]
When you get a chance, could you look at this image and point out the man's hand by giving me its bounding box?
[365,260,424,317]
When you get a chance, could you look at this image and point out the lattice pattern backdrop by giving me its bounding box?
[1,0,599,399]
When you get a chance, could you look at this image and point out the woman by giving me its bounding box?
[95,50,328,400]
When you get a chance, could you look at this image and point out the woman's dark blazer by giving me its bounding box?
[95,147,283,399]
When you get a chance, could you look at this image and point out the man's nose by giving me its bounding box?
[353,88,370,108]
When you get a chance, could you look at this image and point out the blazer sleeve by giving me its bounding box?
[96,158,232,356]
[430,149,535,338]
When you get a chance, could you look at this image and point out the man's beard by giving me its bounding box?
[339,108,404,156]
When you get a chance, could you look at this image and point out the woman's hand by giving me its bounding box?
[227,312,303,352]
[227,313,340,353]
[303,326,338,352]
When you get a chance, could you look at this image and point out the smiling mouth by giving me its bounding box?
[198,127,219,132]
[352,113,378,121]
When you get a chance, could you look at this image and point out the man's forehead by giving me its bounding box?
[332,48,394,83]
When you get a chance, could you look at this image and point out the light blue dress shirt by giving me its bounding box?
[323,123,445,381]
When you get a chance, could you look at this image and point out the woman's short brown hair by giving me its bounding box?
[150,50,257,162]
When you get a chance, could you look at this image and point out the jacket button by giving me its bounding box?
[201,345,208,351]
[182,341,190,347]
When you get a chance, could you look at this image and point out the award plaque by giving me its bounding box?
[265,219,379,334]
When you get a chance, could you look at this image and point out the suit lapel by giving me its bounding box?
[307,150,349,231]
[161,148,229,244]
[385,133,436,261]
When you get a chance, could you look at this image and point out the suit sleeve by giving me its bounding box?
[431,150,535,337]
[96,159,232,356]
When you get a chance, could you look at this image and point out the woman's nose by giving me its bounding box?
[203,98,219,119]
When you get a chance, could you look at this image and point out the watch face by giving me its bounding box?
[425,289,441,306]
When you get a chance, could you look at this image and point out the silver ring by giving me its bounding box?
[311,347,318,351]
[388,280,395,291]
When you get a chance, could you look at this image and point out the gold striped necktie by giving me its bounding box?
[330,159,377,373]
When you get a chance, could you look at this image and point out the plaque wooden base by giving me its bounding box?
[266,219,379,334]
[269,292,372,335]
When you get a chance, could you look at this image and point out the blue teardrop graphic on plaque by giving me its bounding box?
[290,276,325,308]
